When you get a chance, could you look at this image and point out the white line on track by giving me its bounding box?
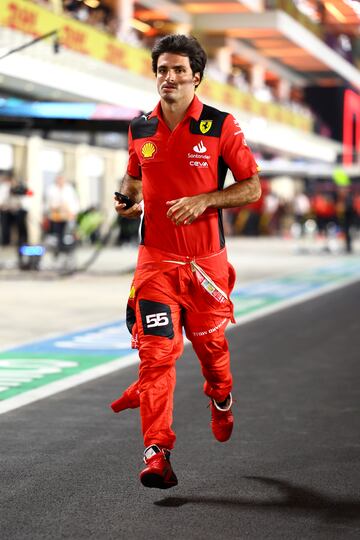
[0,274,359,415]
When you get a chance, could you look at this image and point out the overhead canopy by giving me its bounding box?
[193,10,360,88]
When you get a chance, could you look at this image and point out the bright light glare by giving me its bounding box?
[19,245,45,257]
[131,19,151,33]
[344,0,360,17]
[84,0,100,8]
[324,2,347,22]
[0,144,13,169]
[293,0,320,22]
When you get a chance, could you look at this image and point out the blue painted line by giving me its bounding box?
[6,320,132,356]
[0,258,359,403]
[2,258,360,358]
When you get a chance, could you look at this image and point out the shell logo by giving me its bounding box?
[129,285,136,299]
[141,141,157,158]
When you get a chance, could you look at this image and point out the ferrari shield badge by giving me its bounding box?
[199,120,212,134]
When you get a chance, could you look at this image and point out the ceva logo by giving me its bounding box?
[190,161,208,168]
[193,140,207,153]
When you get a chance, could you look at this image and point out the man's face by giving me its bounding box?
[56,176,65,187]
[156,53,200,105]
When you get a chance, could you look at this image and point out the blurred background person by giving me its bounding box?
[336,186,356,254]
[116,213,141,245]
[262,190,281,236]
[0,172,30,247]
[293,189,311,234]
[0,172,12,246]
[311,189,337,235]
[45,175,79,257]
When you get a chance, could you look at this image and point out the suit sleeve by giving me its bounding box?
[219,114,259,181]
[126,126,141,179]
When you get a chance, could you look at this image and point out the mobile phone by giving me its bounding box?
[114,192,135,209]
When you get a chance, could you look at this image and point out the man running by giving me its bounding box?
[112,34,261,489]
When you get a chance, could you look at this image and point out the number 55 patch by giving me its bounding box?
[139,299,174,339]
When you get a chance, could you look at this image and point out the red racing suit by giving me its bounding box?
[124,245,236,449]
[112,96,258,450]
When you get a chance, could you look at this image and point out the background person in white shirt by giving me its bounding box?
[46,175,79,256]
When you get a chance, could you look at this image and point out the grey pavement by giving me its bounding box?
[1,235,360,349]
[1,235,360,539]
[0,278,359,539]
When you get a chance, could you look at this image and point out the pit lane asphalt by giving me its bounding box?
[1,282,359,540]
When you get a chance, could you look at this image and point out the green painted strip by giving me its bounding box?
[1,258,359,403]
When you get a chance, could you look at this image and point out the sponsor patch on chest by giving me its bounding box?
[141,141,157,159]
[187,139,211,167]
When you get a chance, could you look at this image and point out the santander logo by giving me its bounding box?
[193,140,207,153]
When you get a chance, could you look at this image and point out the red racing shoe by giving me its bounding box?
[210,393,234,442]
[140,445,178,489]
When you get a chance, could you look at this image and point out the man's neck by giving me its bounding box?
[160,96,194,131]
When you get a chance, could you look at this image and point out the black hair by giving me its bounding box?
[151,34,207,87]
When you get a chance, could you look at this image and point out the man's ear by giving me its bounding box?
[193,73,201,88]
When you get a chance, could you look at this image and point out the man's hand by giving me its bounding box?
[166,194,210,225]
[114,174,143,219]
[114,196,143,219]
[166,175,261,226]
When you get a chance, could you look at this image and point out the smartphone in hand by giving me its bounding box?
[114,192,135,209]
